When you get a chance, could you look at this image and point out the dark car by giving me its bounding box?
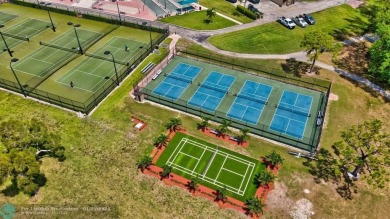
[248,4,260,14]
[226,0,237,3]
[302,13,315,25]
[248,0,260,3]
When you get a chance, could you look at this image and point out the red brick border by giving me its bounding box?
[131,116,147,131]
[144,130,280,218]
[200,128,249,148]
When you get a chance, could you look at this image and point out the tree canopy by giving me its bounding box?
[306,120,390,199]
[368,24,390,84]
[0,119,65,196]
[301,31,341,72]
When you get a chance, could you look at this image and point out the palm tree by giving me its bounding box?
[238,128,250,145]
[264,150,284,168]
[166,117,182,132]
[137,155,152,172]
[161,164,172,178]
[188,175,201,192]
[245,196,266,217]
[197,116,209,131]
[153,134,169,148]
[254,170,275,188]
[217,119,231,138]
[206,8,216,23]
[216,185,229,203]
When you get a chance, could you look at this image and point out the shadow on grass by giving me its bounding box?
[332,16,370,41]
[281,58,320,77]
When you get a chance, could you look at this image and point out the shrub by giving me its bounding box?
[236,5,258,20]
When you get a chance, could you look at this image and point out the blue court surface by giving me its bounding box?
[153,63,202,100]
[270,90,313,139]
[227,81,273,124]
[188,71,235,112]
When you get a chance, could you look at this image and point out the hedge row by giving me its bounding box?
[236,5,259,20]
[12,0,77,16]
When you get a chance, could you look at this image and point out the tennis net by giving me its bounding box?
[85,52,129,66]
[39,41,80,54]
[166,73,192,83]
[237,93,267,105]
[200,83,227,93]
[2,32,29,41]
[277,104,310,117]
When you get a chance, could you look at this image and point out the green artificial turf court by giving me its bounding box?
[0,18,50,53]
[156,132,265,201]
[0,11,18,23]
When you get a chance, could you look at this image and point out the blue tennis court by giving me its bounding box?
[153,63,202,100]
[227,80,273,124]
[188,71,235,112]
[270,90,313,139]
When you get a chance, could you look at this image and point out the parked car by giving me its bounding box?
[302,13,316,25]
[248,0,260,3]
[278,16,296,29]
[248,4,260,14]
[293,16,308,28]
[226,0,237,3]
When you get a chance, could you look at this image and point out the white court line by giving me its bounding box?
[179,151,200,160]
[222,167,245,177]
[56,80,94,93]
[239,164,250,191]
[169,138,188,166]
[166,138,186,165]
[29,57,53,65]
[214,155,228,183]
[191,145,208,175]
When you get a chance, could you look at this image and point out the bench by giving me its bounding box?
[210,129,219,135]
[316,117,323,126]
[152,69,163,80]
[141,62,155,74]
[229,136,240,142]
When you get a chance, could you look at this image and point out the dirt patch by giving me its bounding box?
[329,93,339,101]
[266,182,293,213]
[289,198,315,219]
[336,42,370,76]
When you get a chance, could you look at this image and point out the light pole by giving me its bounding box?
[104,51,120,86]
[45,3,56,32]
[142,22,153,53]
[116,1,122,24]
[10,58,26,97]
[67,22,83,55]
[0,25,12,57]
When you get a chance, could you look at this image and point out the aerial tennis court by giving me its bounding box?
[153,63,202,100]
[270,90,313,139]
[157,133,264,201]
[0,12,18,23]
[56,36,147,92]
[0,18,50,53]
[227,80,272,124]
[11,28,100,79]
[188,71,235,111]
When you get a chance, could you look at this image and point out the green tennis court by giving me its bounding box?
[56,36,146,92]
[157,132,265,201]
[0,18,50,53]
[0,12,18,23]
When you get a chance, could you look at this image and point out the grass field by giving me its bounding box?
[208,4,369,54]
[199,0,254,24]
[156,132,265,201]
[0,32,389,218]
[160,11,236,30]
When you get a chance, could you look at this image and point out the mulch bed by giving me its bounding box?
[131,116,147,131]
[145,130,280,218]
[200,128,249,148]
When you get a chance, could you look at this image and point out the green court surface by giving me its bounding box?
[0,18,50,53]
[0,11,18,23]
[56,36,146,92]
[142,56,325,151]
[156,132,265,201]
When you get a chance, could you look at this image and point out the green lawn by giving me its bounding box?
[160,11,236,30]
[199,0,254,24]
[208,4,369,54]
[156,132,265,202]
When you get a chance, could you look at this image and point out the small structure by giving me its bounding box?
[131,116,147,131]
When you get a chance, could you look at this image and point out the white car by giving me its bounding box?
[293,17,308,28]
[278,17,296,29]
